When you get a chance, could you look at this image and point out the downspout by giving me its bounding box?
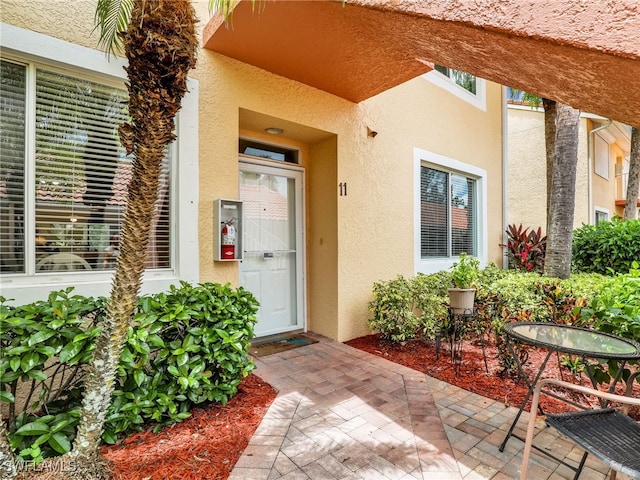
[588,119,613,224]
[501,86,509,269]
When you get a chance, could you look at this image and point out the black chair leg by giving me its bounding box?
[572,452,588,480]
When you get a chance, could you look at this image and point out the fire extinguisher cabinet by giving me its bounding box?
[213,198,243,262]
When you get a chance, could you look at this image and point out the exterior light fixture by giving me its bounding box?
[265,127,283,135]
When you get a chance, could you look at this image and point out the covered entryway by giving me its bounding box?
[239,157,305,337]
[204,1,640,128]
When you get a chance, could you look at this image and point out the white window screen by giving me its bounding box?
[0,60,171,274]
[420,166,477,258]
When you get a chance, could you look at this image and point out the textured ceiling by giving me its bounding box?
[204,0,640,127]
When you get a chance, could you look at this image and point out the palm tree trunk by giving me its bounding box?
[543,98,557,235]
[544,102,581,279]
[624,127,640,220]
[71,0,197,461]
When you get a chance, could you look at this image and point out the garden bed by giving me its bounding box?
[99,374,277,480]
[346,333,640,415]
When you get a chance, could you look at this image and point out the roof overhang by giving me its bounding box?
[204,0,640,127]
[204,1,433,103]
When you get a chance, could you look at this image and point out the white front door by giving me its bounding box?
[239,159,305,338]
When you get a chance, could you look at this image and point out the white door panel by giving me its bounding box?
[239,161,304,338]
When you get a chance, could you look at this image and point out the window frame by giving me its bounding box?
[1,23,199,303]
[594,206,609,225]
[422,67,487,111]
[413,147,487,274]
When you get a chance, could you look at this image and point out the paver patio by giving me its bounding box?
[230,333,628,480]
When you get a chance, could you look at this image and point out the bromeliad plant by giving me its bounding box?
[501,224,547,273]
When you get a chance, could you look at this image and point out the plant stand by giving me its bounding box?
[435,307,488,374]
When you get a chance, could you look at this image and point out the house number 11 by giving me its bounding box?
[339,182,348,196]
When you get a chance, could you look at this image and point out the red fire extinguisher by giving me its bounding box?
[221,220,236,259]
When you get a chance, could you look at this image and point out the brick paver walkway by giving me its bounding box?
[230,334,622,480]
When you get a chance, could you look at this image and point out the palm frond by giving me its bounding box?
[210,0,236,19]
[210,0,262,23]
[94,0,134,55]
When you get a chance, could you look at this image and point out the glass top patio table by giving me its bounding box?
[504,322,640,360]
[499,322,640,454]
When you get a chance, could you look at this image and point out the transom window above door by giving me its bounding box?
[239,139,299,164]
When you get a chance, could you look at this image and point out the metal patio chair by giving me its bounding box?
[520,372,640,480]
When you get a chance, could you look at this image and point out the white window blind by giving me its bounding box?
[0,60,26,273]
[0,61,171,274]
[420,166,477,258]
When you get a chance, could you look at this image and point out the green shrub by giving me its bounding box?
[477,271,550,322]
[577,264,640,386]
[582,264,640,341]
[572,218,640,275]
[0,281,259,463]
[412,272,451,339]
[0,289,105,462]
[104,281,258,443]
[368,272,449,342]
[474,270,607,371]
[369,267,607,347]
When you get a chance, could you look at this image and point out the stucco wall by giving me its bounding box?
[3,1,504,342]
[508,107,591,231]
[591,133,626,219]
[3,0,98,50]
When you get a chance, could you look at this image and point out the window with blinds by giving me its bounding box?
[0,59,171,274]
[0,60,26,273]
[420,166,477,258]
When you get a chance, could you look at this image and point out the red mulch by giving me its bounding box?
[345,334,638,415]
[100,374,277,480]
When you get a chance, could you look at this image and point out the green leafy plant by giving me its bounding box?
[103,281,259,442]
[560,355,585,377]
[368,275,423,342]
[368,272,449,342]
[582,263,640,340]
[536,281,587,325]
[450,252,480,289]
[0,281,259,463]
[472,270,606,374]
[580,263,640,389]
[501,223,547,272]
[0,289,104,462]
[572,218,640,275]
